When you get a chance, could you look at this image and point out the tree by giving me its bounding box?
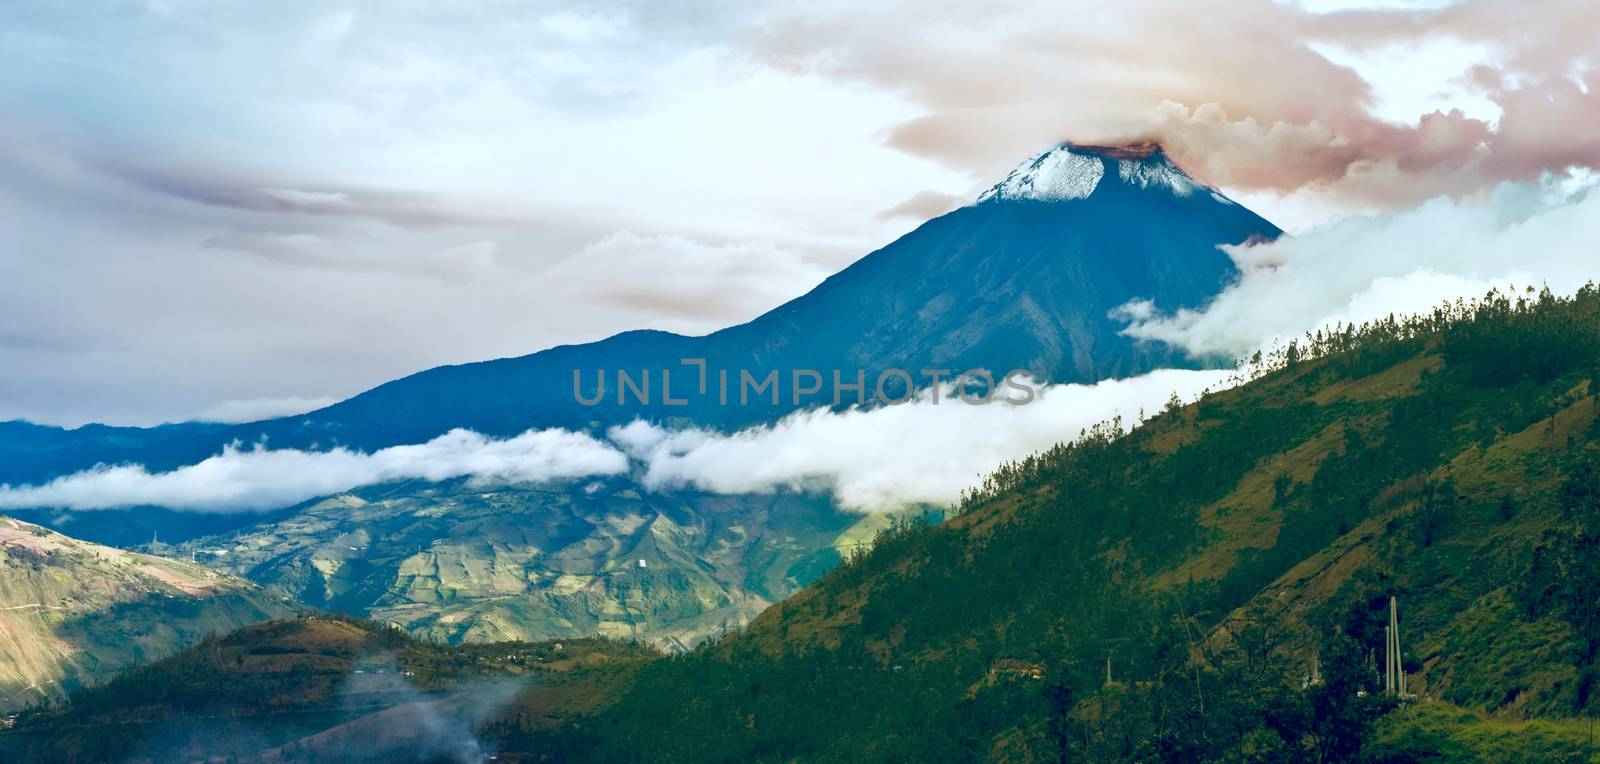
[1046,678,1076,763]
[1532,450,1600,673]
[1306,631,1390,763]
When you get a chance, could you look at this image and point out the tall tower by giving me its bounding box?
[1385,596,1406,697]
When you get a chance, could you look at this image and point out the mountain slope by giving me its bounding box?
[173,480,887,651]
[0,516,294,713]
[0,616,656,763]
[0,142,1280,495]
[505,287,1600,761]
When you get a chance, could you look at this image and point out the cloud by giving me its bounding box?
[876,190,964,221]
[194,396,341,423]
[540,231,832,332]
[751,0,1600,214]
[1117,174,1600,358]
[201,232,503,285]
[0,370,1230,514]
[537,10,629,45]
[624,369,1233,511]
[0,429,628,512]
[0,5,958,427]
[100,158,558,230]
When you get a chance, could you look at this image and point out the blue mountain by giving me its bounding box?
[0,143,1279,492]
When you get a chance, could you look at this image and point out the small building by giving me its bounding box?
[988,659,1045,682]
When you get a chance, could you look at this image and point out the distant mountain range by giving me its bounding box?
[0,143,1279,495]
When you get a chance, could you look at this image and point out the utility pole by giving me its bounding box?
[1384,625,1394,694]
[1385,596,1405,697]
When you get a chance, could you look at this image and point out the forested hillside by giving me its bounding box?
[522,286,1600,762]
[0,616,656,763]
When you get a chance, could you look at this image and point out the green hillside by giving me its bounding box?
[0,615,656,762]
[515,286,1600,761]
[0,516,293,714]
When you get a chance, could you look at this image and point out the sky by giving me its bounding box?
[2,0,1598,427]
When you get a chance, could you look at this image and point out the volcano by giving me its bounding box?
[0,142,1280,489]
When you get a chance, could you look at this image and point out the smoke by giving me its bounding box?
[0,428,628,513]
[752,0,1600,217]
[1117,175,1600,358]
[263,655,527,763]
[618,369,1233,511]
[0,370,1231,514]
[114,648,527,763]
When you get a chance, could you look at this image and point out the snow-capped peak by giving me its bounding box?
[978,145,1105,203]
[977,142,1201,203]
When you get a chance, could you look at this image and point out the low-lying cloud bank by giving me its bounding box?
[0,370,1231,514]
[1119,175,1600,359]
[616,369,1230,511]
[0,429,628,513]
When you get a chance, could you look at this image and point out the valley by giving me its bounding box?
[171,480,890,650]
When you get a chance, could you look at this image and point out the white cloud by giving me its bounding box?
[622,369,1234,511]
[0,428,628,512]
[195,396,340,423]
[1118,176,1600,358]
[537,10,629,44]
[0,369,1231,514]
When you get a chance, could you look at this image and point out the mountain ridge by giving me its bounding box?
[0,514,295,713]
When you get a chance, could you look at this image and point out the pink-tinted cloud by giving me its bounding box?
[751,0,1600,209]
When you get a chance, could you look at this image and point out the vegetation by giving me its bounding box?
[173,483,876,650]
[0,615,657,762]
[10,286,1600,762]
[0,516,292,714]
[503,286,1600,761]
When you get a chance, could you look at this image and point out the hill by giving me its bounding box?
[0,516,293,714]
[498,286,1600,761]
[0,616,656,762]
[172,480,891,651]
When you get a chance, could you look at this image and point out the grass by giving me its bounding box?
[1372,701,1600,763]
